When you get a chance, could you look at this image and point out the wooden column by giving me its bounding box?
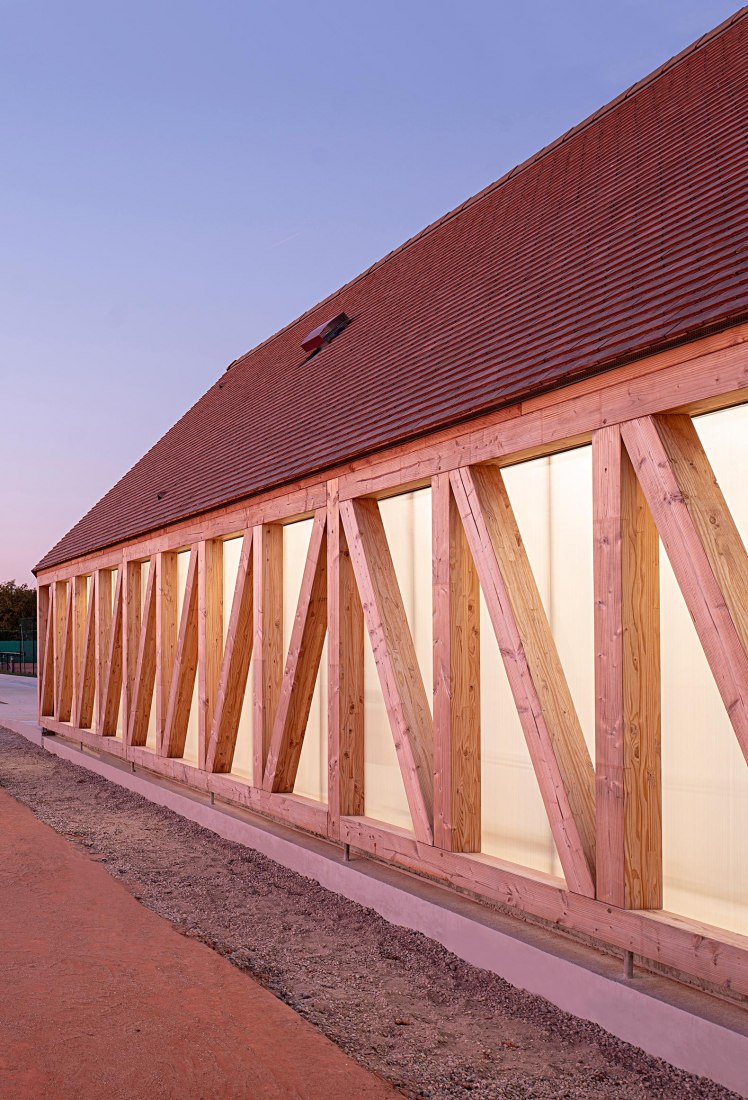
[327,480,365,838]
[38,585,54,720]
[340,497,434,845]
[54,580,73,722]
[121,561,141,738]
[622,413,748,765]
[128,558,158,747]
[263,511,327,794]
[206,532,254,774]
[198,539,224,769]
[156,552,178,754]
[593,426,662,909]
[451,464,596,896]
[95,569,113,733]
[71,576,88,728]
[252,524,283,785]
[432,473,481,852]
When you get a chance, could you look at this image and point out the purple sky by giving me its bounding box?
[0,1,737,586]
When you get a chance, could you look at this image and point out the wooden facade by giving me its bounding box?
[36,323,748,998]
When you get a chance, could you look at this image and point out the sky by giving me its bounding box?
[0,0,739,587]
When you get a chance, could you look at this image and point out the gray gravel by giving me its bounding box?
[0,726,741,1100]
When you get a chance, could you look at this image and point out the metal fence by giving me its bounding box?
[0,618,37,676]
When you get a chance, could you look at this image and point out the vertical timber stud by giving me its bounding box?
[451,465,596,896]
[71,576,88,728]
[341,497,434,845]
[128,558,158,748]
[253,524,283,785]
[156,552,178,754]
[53,580,68,718]
[593,426,662,909]
[623,413,748,765]
[206,531,254,774]
[38,585,54,720]
[198,539,224,769]
[95,570,113,733]
[121,561,141,739]
[76,575,97,730]
[56,581,74,722]
[327,479,365,838]
[432,473,481,852]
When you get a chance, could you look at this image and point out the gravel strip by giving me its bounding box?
[0,727,740,1100]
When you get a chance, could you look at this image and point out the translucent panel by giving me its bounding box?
[363,489,432,832]
[481,447,593,876]
[223,537,253,783]
[283,519,327,803]
[86,574,96,727]
[110,568,123,739]
[660,404,748,935]
[176,551,199,765]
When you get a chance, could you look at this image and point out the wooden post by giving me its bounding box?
[451,464,596,896]
[38,585,54,720]
[206,532,254,774]
[95,570,113,733]
[432,473,481,852]
[327,479,365,839]
[340,497,434,845]
[253,524,283,785]
[198,539,224,769]
[263,511,327,793]
[122,561,141,739]
[593,426,662,909]
[156,552,178,754]
[71,576,88,728]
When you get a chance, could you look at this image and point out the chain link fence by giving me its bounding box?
[0,617,37,676]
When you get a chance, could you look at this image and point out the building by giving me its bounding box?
[35,10,748,1005]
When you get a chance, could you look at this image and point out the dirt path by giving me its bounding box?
[0,785,395,1100]
[0,727,739,1100]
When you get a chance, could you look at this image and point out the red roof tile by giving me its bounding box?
[37,10,748,572]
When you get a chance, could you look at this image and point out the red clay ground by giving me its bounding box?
[0,787,395,1100]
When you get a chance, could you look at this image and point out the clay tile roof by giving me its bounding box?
[37,9,748,573]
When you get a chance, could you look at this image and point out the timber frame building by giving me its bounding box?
[36,12,748,1001]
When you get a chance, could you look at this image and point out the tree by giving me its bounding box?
[0,581,37,632]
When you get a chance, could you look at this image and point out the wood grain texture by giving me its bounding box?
[622,414,748,764]
[206,531,254,774]
[70,576,88,728]
[156,552,178,753]
[252,524,284,785]
[162,548,199,758]
[450,464,596,896]
[95,570,113,733]
[122,562,141,739]
[340,497,434,845]
[55,582,74,723]
[327,480,365,838]
[432,473,481,852]
[263,511,327,794]
[127,558,158,748]
[593,426,661,909]
[198,540,224,769]
[100,570,123,736]
[38,585,55,719]
[76,575,97,730]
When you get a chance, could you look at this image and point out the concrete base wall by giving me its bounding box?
[2,702,747,1097]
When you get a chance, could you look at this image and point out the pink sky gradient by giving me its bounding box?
[0,1,736,587]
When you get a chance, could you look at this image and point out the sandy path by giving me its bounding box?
[0,786,395,1100]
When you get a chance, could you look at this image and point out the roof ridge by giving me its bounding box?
[222,5,748,376]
